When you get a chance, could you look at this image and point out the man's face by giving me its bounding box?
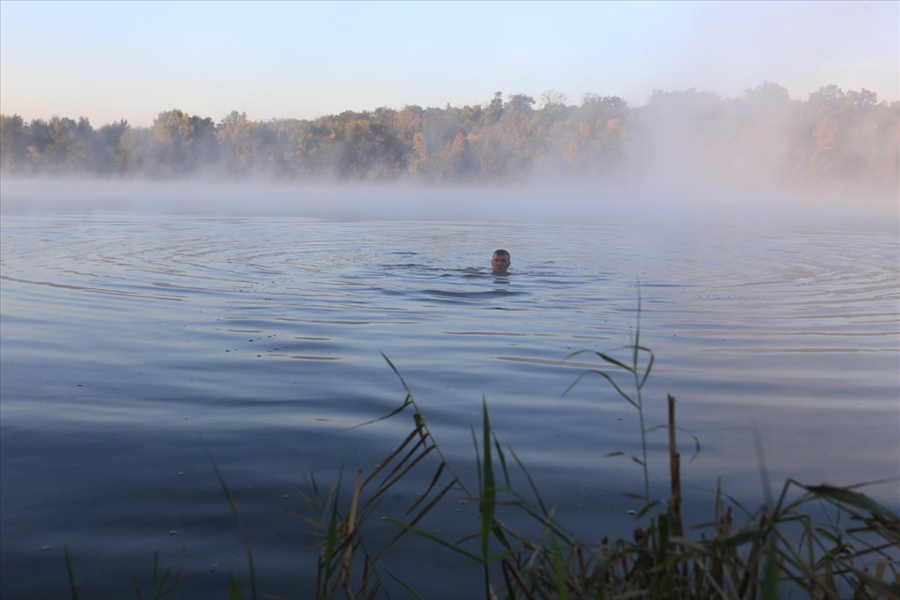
[491,253,510,274]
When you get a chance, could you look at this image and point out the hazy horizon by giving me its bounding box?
[1,1,897,128]
[0,78,893,128]
[3,177,897,237]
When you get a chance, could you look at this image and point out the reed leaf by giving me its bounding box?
[645,423,702,462]
[565,348,634,373]
[228,572,243,600]
[562,369,637,409]
[635,500,661,520]
[375,479,458,560]
[63,544,79,600]
[803,484,900,521]
[479,399,497,565]
[381,516,483,563]
[206,450,256,600]
[379,563,424,600]
[551,533,569,600]
[636,346,655,390]
[507,445,550,517]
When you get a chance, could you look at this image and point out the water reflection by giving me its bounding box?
[1,213,897,599]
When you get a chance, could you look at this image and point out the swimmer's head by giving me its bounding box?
[491,249,510,274]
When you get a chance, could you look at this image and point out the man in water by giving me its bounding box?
[491,249,511,275]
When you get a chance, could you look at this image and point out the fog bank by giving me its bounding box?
[1,177,896,234]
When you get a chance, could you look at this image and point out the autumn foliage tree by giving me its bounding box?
[1,83,897,195]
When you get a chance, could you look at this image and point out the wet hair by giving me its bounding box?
[492,249,510,258]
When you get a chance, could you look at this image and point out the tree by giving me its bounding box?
[808,84,845,110]
[86,120,130,175]
[484,91,504,124]
[505,94,535,116]
[152,109,217,176]
[742,81,790,106]
[217,111,258,175]
[540,89,569,109]
[20,116,92,173]
[0,114,29,171]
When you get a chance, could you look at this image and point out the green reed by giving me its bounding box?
[561,293,671,517]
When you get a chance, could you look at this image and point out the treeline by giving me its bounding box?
[1,83,897,192]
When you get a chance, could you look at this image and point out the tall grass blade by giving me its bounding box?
[338,470,363,586]
[404,461,448,516]
[480,398,497,562]
[761,541,781,600]
[635,500,661,519]
[551,532,569,600]
[228,572,244,600]
[508,445,549,517]
[206,449,257,600]
[753,425,774,509]
[63,544,79,600]
[636,346,654,390]
[379,563,425,600]
[322,480,341,592]
[492,431,512,490]
[852,568,900,599]
[804,484,900,520]
[375,479,459,560]
[566,349,633,373]
[381,516,483,563]
[562,370,637,408]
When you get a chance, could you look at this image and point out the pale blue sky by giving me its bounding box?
[1,1,897,127]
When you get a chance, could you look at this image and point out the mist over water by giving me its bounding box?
[3,81,897,229]
[2,176,897,235]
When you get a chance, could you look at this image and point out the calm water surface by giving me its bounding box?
[1,208,898,599]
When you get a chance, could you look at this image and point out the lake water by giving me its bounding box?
[1,190,898,599]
